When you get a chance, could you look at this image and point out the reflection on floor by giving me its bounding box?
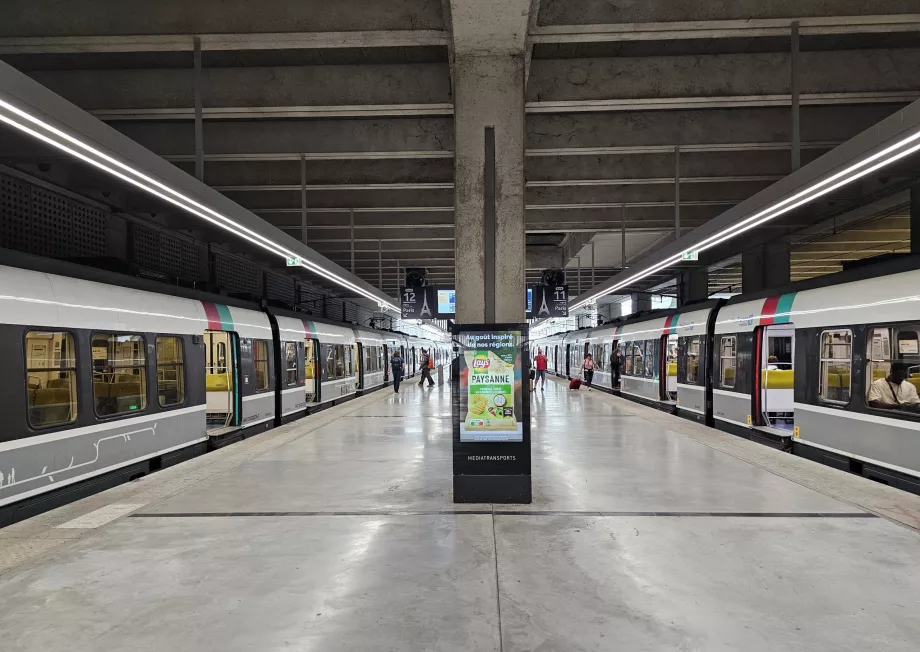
[1,380,919,651]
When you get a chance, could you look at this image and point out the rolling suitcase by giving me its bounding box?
[569,377,582,390]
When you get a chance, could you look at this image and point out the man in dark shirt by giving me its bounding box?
[391,351,405,393]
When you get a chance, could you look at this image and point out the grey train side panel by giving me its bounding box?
[795,405,920,476]
[620,376,659,402]
[713,390,751,428]
[0,408,205,507]
[280,387,307,418]
[677,384,706,415]
[241,394,275,428]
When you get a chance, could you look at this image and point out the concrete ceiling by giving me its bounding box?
[1,0,919,297]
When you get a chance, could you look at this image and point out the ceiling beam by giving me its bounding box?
[526,92,920,114]
[83,91,916,121]
[530,15,920,44]
[0,30,450,54]
[91,104,455,120]
[211,175,781,192]
[149,141,838,163]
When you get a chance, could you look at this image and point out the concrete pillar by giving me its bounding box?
[453,54,525,324]
[912,184,920,254]
[743,242,791,294]
[631,293,652,313]
[677,268,709,307]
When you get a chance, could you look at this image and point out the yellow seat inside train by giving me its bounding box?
[667,363,676,377]
[761,369,794,389]
[824,370,850,388]
[206,373,233,391]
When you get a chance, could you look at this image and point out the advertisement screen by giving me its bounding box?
[437,289,456,315]
[456,330,525,442]
[526,288,533,314]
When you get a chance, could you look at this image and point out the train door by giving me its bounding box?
[356,343,365,390]
[305,338,319,405]
[564,344,571,377]
[383,344,389,382]
[205,330,241,431]
[663,334,678,401]
[758,324,795,432]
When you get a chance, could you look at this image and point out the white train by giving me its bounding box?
[535,258,920,495]
[0,263,448,524]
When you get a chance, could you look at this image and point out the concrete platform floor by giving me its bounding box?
[2,379,920,651]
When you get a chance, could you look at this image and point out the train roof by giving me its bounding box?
[0,263,272,338]
[717,255,920,334]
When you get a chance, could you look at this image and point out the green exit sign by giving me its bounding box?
[286,257,301,267]
[681,251,698,261]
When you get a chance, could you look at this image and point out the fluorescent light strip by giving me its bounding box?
[0,99,399,312]
[571,128,920,310]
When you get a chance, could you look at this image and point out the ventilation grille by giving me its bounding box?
[131,223,205,282]
[266,272,295,305]
[215,252,261,296]
[1,174,107,259]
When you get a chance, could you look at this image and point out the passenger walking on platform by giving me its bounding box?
[534,348,548,391]
[418,348,435,387]
[391,350,405,393]
[582,354,595,390]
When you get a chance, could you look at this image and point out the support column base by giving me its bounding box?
[453,475,532,504]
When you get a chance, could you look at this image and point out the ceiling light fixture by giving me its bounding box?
[571,127,920,311]
[0,97,400,312]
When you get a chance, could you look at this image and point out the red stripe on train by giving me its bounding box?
[201,301,223,331]
[760,296,780,326]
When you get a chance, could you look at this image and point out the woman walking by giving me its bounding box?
[582,353,595,390]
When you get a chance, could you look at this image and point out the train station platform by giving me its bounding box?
[2,378,920,650]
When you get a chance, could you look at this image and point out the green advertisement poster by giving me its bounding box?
[460,331,524,442]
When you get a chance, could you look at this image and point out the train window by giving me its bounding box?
[866,326,920,413]
[322,343,335,379]
[284,342,299,387]
[686,336,701,384]
[253,339,270,392]
[25,331,78,428]
[336,345,346,378]
[630,342,644,377]
[818,330,852,405]
[156,336,185,407]
[645,340,659,379]
[591,344,604,372]
[92,333,147,417]
[720,336,737,389]
[216,341,227,374]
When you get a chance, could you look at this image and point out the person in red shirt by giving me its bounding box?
[534,348,548,391]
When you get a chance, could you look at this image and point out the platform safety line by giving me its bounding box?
[128,510,878,518]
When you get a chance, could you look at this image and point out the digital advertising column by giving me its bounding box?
[451,323,531,503]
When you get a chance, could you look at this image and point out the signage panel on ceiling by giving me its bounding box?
[527,285,568,318]
[400,286,436,319]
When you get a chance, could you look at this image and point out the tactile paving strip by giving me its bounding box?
[55,503,147,529]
